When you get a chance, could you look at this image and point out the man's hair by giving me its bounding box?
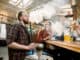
[18,11,23,21]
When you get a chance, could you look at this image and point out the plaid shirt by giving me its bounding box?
[7,24,30,60]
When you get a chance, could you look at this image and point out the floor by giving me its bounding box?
[0,47,8,60]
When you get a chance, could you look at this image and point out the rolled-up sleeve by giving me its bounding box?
[7,25,18,45]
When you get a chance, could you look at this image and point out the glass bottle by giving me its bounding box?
[64,29,71,42]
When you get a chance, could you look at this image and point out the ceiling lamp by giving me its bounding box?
[9,0,33,9]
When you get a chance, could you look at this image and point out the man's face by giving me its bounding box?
[21,12,29,24]
[78,24,80,29]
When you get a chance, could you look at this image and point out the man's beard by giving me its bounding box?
[23,20,29,24]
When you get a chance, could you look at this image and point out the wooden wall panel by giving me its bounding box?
[76,0,80,18]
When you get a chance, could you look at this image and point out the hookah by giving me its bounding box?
[36,43,44,60]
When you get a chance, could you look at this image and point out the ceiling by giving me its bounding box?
[0,0,51,19]
[0,0,19,19]
[0,0,79,20]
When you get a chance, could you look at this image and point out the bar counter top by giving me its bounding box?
[45,40,80,53]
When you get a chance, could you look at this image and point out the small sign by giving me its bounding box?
[0,24,6,40]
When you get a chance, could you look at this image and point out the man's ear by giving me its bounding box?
[20,17,22,20]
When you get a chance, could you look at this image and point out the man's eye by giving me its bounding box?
[25,15,27,16]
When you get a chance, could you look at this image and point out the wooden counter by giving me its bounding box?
[45,40,80,53]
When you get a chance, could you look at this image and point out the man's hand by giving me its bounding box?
[27,43,38,50]
[43,36,50,41]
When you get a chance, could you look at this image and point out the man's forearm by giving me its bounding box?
[8,42,30,50]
